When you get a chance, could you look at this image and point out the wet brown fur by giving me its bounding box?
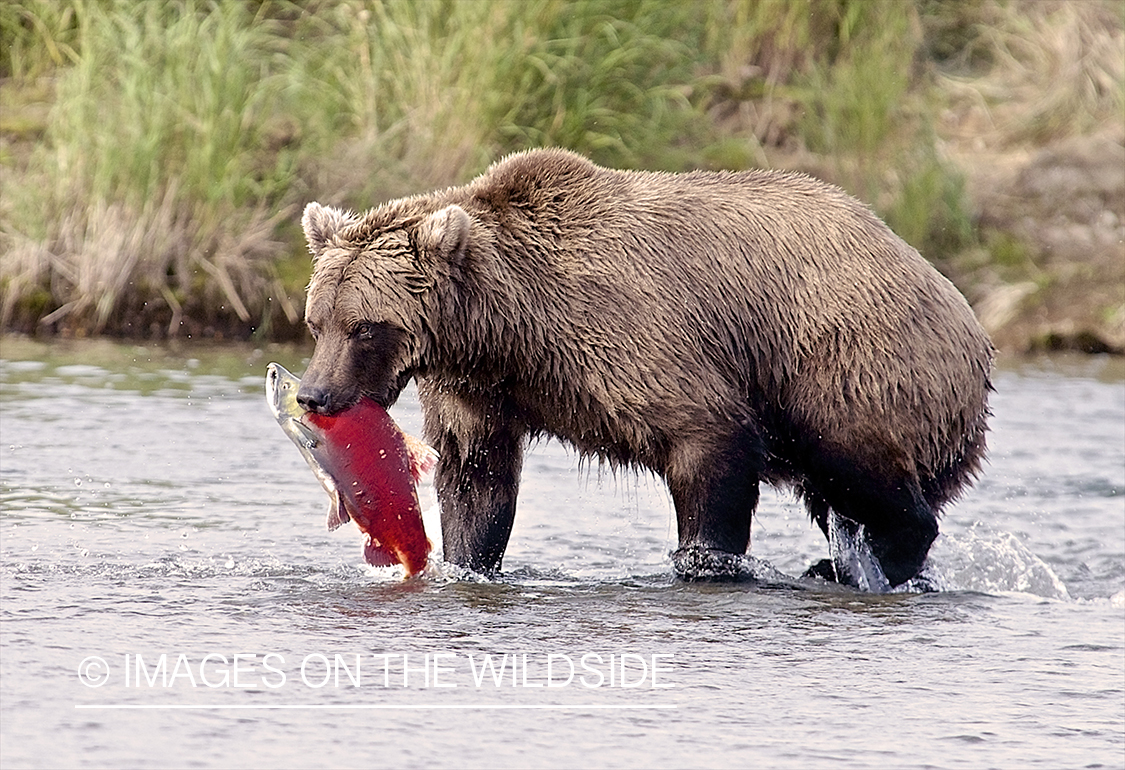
[299,148,994,587]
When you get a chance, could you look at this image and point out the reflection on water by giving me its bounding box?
[0,337,1122,770]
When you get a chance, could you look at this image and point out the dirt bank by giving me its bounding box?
[951,127,1125,354]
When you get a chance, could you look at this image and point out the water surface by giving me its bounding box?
[1,338,1122,769]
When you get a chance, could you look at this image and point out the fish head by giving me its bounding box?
[266,362,350,531]
[265,362,302,424]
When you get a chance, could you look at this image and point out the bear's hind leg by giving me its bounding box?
[668,428,762,580]
[861,498,939,589]
[802,491,863,585]
[803,475,939,590]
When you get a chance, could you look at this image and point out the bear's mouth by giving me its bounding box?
[369,368,415,408]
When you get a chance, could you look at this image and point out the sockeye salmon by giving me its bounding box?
[265,362,436,577]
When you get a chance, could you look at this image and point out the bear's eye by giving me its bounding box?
[352,322,376,341]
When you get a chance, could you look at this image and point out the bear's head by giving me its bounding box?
[297,200,470,413]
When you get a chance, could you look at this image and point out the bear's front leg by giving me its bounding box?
[422,388,524,574]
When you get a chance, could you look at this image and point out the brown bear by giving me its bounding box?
[297,148,993,589]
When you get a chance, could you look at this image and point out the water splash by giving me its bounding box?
[808,515,1071,599]
[826,512,892,593]
[920,523,1071,600]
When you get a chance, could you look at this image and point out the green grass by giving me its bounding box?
[2,1,299,336]
[1,0,1120,339]
[0,1,81,79]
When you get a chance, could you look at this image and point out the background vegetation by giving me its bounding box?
[1,0,1121,348]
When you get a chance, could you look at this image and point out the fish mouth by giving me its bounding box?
[265,363,283,416]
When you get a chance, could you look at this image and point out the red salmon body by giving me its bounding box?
[304,399,431,576]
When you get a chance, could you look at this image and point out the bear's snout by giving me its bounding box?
[296,381,335,415]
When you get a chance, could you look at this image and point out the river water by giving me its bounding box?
[1,337,1122,769]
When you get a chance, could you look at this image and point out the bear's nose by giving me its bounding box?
[296,384,332,415]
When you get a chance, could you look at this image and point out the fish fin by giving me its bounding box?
[293,421,320,450]
[364,537,397,568]
[403,433,439,482]
[326,490,350,531]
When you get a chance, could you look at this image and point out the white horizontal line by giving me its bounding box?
[76,703,676,710]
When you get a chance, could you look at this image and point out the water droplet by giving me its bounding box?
[225,557,235,569]
[74,478,82,487]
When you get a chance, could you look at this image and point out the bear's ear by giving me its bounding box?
[416,205,470,265]
[302,202,354,256]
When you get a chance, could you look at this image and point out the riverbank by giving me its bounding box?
[1,1,1121,353]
